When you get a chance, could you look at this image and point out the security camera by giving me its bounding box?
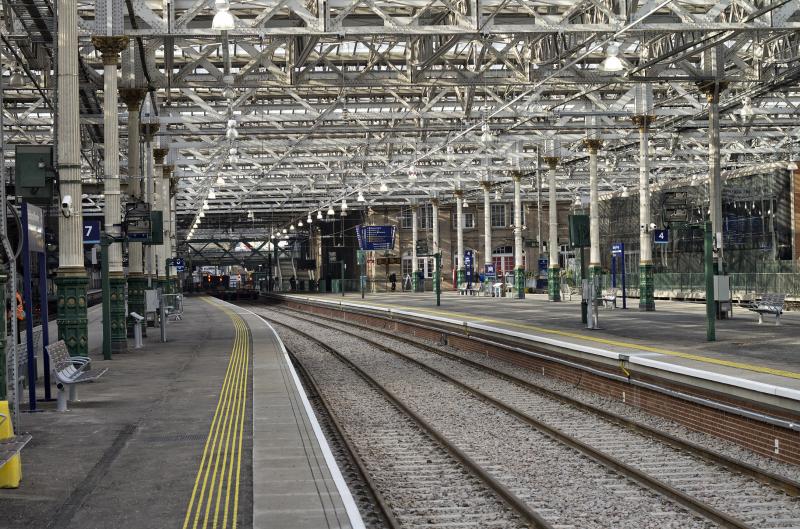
[61,195,73,217]
[649,223,657,230]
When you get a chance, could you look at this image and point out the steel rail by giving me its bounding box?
[256,313,553,529]
[256,305,765,529]
[275,304,800,497]
[282,341,402,529]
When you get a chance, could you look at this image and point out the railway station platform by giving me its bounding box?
[0,295,362,529]
[275,291,800,412]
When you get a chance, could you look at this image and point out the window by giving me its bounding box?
[491,204,507,228]
[492,245,525,277]
[401,205,434,230]
[400,207,412,229]
[453,211,476,229]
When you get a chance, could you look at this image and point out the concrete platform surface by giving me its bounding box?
[1,295,363,529]
[281,292,800,405]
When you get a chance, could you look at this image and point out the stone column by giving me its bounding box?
[543,157,561,301]
[92,36,129,353]
[512,172,525,298]
[633,114,656,311]
[120,87,147,335]
[584,138,603,296]
[153,148,169,291]
[56,0,89,356]
[699,81,726,274]
[481,181,492,290]
[411,204,419,291]
[455,190,465,285]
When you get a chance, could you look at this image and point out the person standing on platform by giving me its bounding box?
[389,272,397,291]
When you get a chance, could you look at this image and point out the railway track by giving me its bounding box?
[258,315,540,529]
[252,305,800,529]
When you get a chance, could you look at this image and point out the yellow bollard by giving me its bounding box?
[0,401,22,488]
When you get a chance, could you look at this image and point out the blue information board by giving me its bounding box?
[83,218,102,244]
[356,225,396,251]
[464,250,474,286]
[484,263,496,279]
[169,257,186,272]
[653,229,669,244]
[611,242,623,256]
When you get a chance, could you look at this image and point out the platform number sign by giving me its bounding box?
[654,229,669,244]
[83,219,101,245]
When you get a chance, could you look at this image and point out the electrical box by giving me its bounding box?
[713,275,731,302]
[145,290,159,312]
[149,211,164,244]
[15,145,54,205]
[568,215,589,248]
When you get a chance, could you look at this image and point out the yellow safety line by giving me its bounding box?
[182,298,251,529]
[311,297,800,381]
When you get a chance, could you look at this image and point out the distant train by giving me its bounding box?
[201,274,230,290]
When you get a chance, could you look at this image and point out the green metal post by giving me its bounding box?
[547,266,561,301]
[341,260,345,297]
[704,221,715,341]
[580,247,588,323]
[101,236,112,360]
[434,252,441,306]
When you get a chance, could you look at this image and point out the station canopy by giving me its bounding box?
[2,0,799,242]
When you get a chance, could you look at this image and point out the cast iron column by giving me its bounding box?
[431,198,440,255]
[153,148,169,291]
[513,172,525,298]
[633,114,656,311]
[56,0,89,356]
[699,81,726,274]
[92,36,129,352]
[411,203,419,291]
[120,87,147,335]
[140,110,159,290]
[481,181,492,290]
[544,156,560,301]
[163,164,175,293]
[584,138,603,297]
[455,190,465,285]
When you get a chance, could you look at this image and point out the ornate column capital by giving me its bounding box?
[153,148,169,165]
[631,114,656,130]
[91,36,130,66]
[582,138,603,153]
[511,170,522,182]
[119,87,147,111]
[454,189,464,198]
[696,80,729,103]
[542,156,560,170]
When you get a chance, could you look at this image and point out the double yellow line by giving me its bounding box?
[183,301,250,529]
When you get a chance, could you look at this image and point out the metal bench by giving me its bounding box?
[0,414,31,470]
[601,289,618,309]
[560,283,579,301]
[747,293,786,325]
[45,340,108,412]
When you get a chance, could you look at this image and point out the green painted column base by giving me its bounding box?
[127,275,147,337]
[547,267,561,301]
[56,272,89,357]
[639,263,655,311]
[514,267,525,299]
[457,268,466,286]
[412,273,418,292]
[110,275,128,352]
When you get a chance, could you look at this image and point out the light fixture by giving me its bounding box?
[740,97,754,117]
[341,198,348,210]
[317,210,323,220]
[408,167,417,181]
[199,210,205,218]
[298,219,303,227]
[379,181,388,193]
[223,86,236,100]
[208,188,216,199]
[462,197,469,207]
[290,224,295,230]
[211,0,235,31]
[202,200,209,210]
[480,122,494,145]
[787,161,798,171]
[446,145,455,163]
[8,68,25,88]
[215,176,225,186]
[307,214,313,224]
[574,195,582,206]
[327,205,335,216]
[600,42,625,72]
[620,186,629,198]
[357,190,365,202]
[753,42,765,59]
[494,188,502,200]
[226,126,239,140]
[282,228,287,233]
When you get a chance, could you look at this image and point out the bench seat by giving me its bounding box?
[0,434,32,469]
[46,340,108,412]
[746,293,786,325]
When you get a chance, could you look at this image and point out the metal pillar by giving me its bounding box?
[0,274,5,399]
[56,0,89,356]
[93,36,129,353]
[699,81,726,275]
[162,164,175,293]
[704,221,716,341]
[121,87,147,336]
[141,100,159,291]
[633,114,656,311]
[543,157,560,301]
[455,190,465,285]
[584,138,603,297]
[512,172,525,299]
[411,204,419,291]
[153,148,169,292]
[481,181,492,291]
[431,198,440,255]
